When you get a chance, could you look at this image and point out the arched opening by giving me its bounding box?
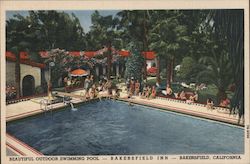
[22,75,35,97]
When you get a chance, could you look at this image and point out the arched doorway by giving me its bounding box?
[22,75,35,97]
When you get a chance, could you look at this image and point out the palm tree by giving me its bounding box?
[198,51,233,103]
[211,9,244,119]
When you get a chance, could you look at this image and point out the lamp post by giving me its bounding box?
[48,62,55,100]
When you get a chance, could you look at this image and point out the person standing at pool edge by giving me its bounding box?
[135,80,140,96]
[84,76,90,97]
[130,80,135,96]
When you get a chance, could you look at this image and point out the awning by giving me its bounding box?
[70,69,88,77]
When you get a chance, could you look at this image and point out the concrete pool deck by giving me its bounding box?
[5,89,244,156]
[120,96,243,126]
[6,89,244,124]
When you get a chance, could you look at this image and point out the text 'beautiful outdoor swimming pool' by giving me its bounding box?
[7,100,244,155]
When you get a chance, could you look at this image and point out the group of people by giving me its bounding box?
[66,75,232,111]
[64,77,83,88]
[162,84,199,103]
[126,79,157,99]
[141,85,157,99]
[206,97,231,110]
[81,75,121,99]
[127,80,141,96]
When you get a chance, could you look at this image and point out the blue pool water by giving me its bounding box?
[7,100,244,155]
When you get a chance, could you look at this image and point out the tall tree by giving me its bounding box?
[86,11,119,79]
[211,10,244,119]
[116,10,152,79]
[125,43,144,81]
[28,10,86,50]
[149,10,189,86]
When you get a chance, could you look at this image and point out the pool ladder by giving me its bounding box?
[40,99,53,111]
[62,97,77,111]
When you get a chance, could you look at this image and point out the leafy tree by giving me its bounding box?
[149,10,190,86]
[29,11,86,50]
[125,44,144,81]
[178,57,195,82]
[7,10,87,52]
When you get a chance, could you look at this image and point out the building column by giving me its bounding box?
[111,63,113,75]
[121,64,124,78]
[156,56,161,84]
[116,64,120,77]
[95,65,99,77]
[103,66,106,75]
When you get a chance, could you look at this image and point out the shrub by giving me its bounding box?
[35,86,45,94]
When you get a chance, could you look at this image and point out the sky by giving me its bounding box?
[6,10,120,32]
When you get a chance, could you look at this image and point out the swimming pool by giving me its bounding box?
[7,100,244,155]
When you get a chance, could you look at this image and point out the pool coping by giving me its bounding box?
[118,97,244,127]
[6,98,100,122]
[6,133,44,156]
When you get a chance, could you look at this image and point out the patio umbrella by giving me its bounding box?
[70,68,88,77]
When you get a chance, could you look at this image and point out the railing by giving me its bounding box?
[40,99,53,111]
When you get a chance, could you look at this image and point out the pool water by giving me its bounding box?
[7,100,244,155]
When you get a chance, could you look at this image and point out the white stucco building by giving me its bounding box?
[6,52,46,97]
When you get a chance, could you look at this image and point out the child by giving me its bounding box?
[206,98,214,110]
[135,80,140,96]
[146,86,152,99]
[150,86,157,99]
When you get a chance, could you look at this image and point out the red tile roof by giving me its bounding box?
[118,50,130,57]
[84,51,96,58]
[37,50,156,60]
[6,51,45,68]
[142,51,156,60]
[69,51,81,57]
